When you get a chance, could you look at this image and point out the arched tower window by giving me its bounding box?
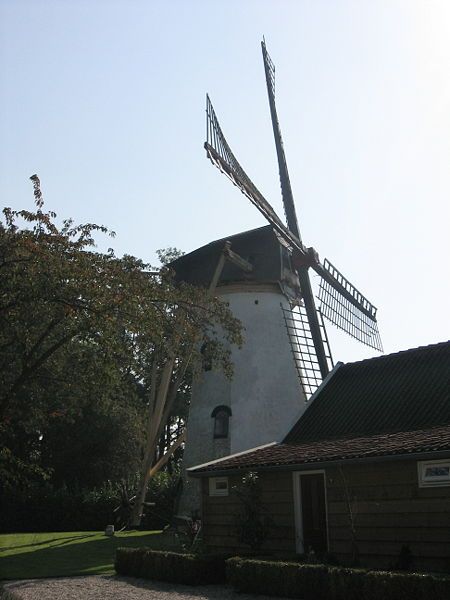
[211,405,232,439]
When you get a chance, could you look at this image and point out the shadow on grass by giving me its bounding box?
[0,534,97,553]
[0,532,176,580]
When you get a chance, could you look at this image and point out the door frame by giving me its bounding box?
[292,469,329,554]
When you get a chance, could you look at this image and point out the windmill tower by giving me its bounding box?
[176,40,382,516]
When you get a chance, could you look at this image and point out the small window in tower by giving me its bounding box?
[211,405,232,439]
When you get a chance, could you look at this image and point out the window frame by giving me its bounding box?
[211,405,232,439]
[417,458,450,488]
[209,476,229,496]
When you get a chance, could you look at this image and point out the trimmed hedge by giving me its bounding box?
[226,557,450,600]
[115,548,227,585]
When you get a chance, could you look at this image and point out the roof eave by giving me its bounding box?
[189,448,450,478]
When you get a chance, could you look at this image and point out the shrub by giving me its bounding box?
[0,482,117,532]
[115,548,228,585]
[356,570,450,600]
[0,470,181,533]
[227,558,329,600]
[226,557,450,600]
[394,544,414,571]
[327,566,371,600]
[143,470,181,530]
[232,472,273,551]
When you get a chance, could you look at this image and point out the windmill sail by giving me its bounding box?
[205,95,295,248]
[205,91,382,366]
[261,40,331,379]
[261,40,382,353]
[261,39,300,238]
[282,303,334,399]
[318,259,383,351]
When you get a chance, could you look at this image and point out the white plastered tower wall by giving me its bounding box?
[178,281,308,517]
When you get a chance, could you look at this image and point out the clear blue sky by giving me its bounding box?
[1,0,449,364]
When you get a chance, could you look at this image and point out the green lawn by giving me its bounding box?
[0,530,178,580]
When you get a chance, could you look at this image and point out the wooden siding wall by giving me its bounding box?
[201,459,450,572]
[326,459,450,572]
[201,471,296,554]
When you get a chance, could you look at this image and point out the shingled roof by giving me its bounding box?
[190,425,450,474]
[189,341,450,475]
[285,340,450,444]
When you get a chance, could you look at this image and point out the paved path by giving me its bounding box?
[1,576,277,600]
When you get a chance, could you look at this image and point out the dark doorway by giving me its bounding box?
[300,472,328,554]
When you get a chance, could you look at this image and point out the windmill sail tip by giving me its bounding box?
[318,282,383,352]
[317,259,383,352]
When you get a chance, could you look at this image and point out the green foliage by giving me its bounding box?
[0,468,182,533]
[233,472,273,551]
[227,558,329,600]
[40,384,144,489]
[156,247,184,265]
[144,469,182,529]
[226,557,450,600]
[173,515,203,553]
[0,178,242,492]
[0,481,117,533]
[115,548,228,584]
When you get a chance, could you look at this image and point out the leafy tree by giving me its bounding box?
[39,362,144,489]
[0,176,242,502]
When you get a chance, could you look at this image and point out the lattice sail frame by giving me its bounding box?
[318,260,383,351]
[205,95,292,244]
[205,95,382,350]
[282,303,334,399]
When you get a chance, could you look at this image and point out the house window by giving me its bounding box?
[209,477,229,496]
[418,459,450,487]
[211,405,232,439]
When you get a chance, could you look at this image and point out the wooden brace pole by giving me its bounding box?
[147,430,186,479]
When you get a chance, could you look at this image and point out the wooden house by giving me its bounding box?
[188,341,450,572]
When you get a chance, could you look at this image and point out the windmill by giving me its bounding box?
[176,40,382,516]
[204,39,382,394]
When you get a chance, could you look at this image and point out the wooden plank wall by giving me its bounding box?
[326,459,450,572]
[201,471,296,554]
[201,459,450,572]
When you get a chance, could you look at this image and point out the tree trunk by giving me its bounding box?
[130,431,186,527]
[129,251,227,528]
[130,355,175,527]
